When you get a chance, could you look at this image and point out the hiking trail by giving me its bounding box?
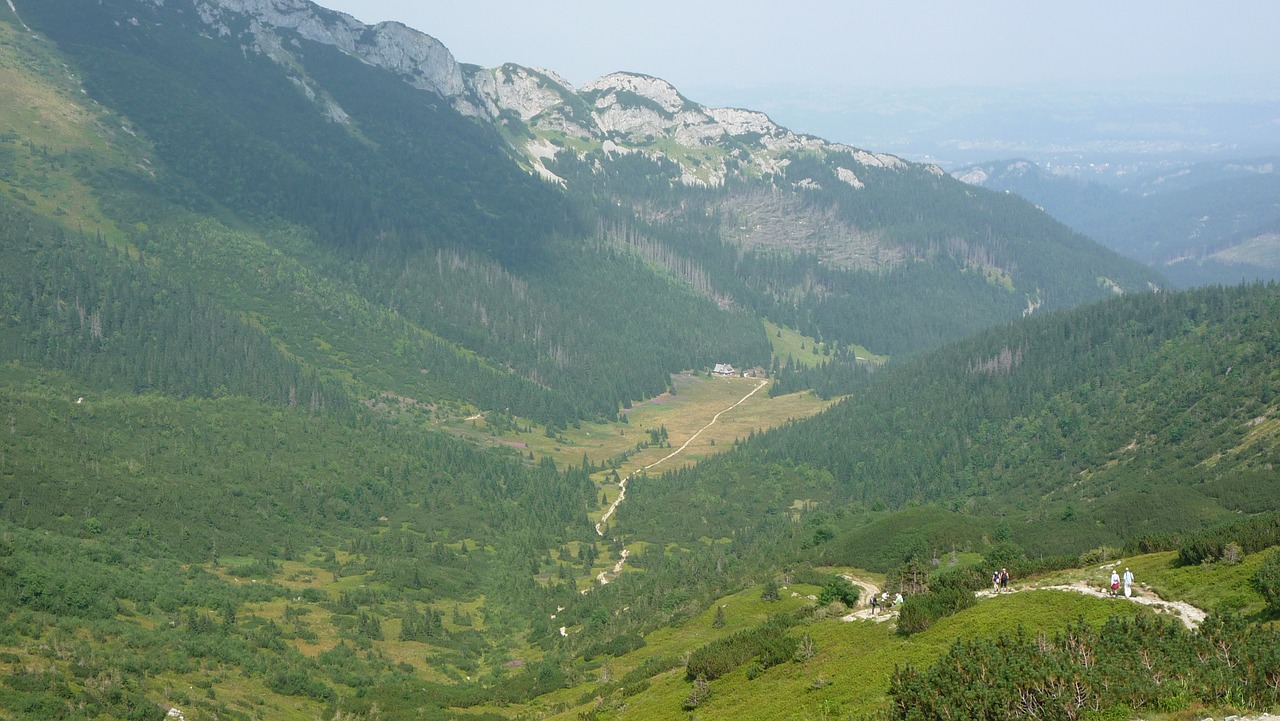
[840,579,1208,630]
[593,378,768,584]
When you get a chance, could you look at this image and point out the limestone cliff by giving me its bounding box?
[172,0,929,191]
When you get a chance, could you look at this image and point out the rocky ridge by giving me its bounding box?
[172,0,924,188]
[147,0,1151,292]
[471,66,924,187]
[175,0,465,100]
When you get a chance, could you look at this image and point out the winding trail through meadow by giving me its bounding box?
[988,581,1208,629]
[840,579,1208,629]
[592,378,768,584]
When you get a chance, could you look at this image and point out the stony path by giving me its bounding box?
[840,576,903,623]
[975,581,1207,629]
[840,580,1209,630]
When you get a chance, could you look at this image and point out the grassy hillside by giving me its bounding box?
[510,544,1278,721]
[11,0,774,425]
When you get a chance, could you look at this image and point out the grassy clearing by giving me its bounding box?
[0,20,130,240]
[765,319,888,369]
[704,593,1145,721]
[459,372,831,478]
[1125,551,1268,617]
[156,670,323,721]
[1028,549,1268,617]
[525,582,822,720]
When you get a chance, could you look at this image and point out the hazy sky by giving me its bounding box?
[318,1,1280,98]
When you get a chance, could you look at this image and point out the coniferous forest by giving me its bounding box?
[0,1,1277,720]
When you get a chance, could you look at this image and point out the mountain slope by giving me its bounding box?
[622,282,1280,561]
[18,0,1163,366]
[499,69,1164,355]
[10,0,774,425]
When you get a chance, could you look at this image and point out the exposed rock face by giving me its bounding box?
[835,167,865,189]
[176,0,466,101]
[489,65,577,122]
[173,0,936,191]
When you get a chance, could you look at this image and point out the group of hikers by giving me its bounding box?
[989,565,1135,598]
[869,590,904,614]
[1109,567,1136,598]
[865,565,1138,616]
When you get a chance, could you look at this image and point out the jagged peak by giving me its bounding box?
[477,63,591,127]
[704,105,784,139]
[188,0,366,47]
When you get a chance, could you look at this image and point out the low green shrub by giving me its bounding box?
[685,612,801,681]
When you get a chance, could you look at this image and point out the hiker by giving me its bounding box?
[999,568,1009,592]
[992,569,1000,592]
[1122,567,1134,597]
[870,594,879,615]
[1109,569,1121,598]
[893,592,903,606]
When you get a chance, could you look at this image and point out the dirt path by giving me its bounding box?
[841,578,1207,630]
[840,576,895,623]
[976,582,1208,629]
[841,575,881,605]
[593,378,768,584]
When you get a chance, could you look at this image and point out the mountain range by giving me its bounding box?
[3,0,1168,427]
[956,157,1280,287]
[1,1,1276,720]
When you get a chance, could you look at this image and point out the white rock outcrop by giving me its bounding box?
[836,167,864,189]
[581,73,690,115]
[177,0,465,101]
[179,0,917,189]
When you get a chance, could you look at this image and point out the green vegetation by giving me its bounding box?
[1257,549,1280,616]
[628,283,1280,566]
[1124,551,1269,618]
[685,611,805,681]
[1175,510,1280,567]
[0,3,1276,720]
[14,0,772,427]
[888,614,1280,720]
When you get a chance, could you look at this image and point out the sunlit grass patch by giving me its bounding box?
[1125,550,1268,616]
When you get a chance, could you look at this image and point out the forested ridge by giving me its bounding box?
[13,0,1166,418]
[623,282,1280,561]
[12,0,771,425]
[551,145,1163,359]
[959,156,1280,287]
